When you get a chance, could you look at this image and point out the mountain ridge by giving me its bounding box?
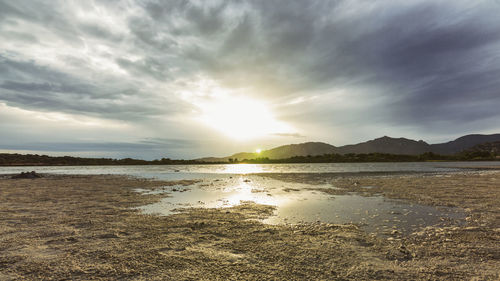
[197,134,500,162]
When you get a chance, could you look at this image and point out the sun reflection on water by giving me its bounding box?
[219,164,264,174]
[221,179,277,207]
[136,174,465,235]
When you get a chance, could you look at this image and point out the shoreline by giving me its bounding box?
[1,172,499,280]
[1,160,500,168]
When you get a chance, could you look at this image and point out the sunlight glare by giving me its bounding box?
[221,164,264,174]
[223,179,277,207]
[199,95,292,140]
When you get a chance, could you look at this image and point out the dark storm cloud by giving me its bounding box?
[131,0,500,128]
[0,1,187,123]
[210,0,500,130]
[353,3,500,127]
[0,55,181,120]
[3,0,498,125]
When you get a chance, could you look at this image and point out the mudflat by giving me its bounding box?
[0,172,499,280]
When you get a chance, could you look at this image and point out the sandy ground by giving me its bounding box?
[0,172,499,280]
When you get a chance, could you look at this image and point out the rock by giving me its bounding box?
[11,171,42,179]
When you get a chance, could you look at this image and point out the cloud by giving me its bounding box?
[0,0,499,157]
[0,138,197,153]
[0,55,185,121]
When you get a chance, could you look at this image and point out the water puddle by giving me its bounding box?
[136,175,465,235]
[263,194,464,235]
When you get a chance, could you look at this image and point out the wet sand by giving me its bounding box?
[0,172,499,280]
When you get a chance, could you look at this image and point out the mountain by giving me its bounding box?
[337,134,500,155]
[461,141,500,156]
[198,142,338,162]
[259,142,338,159]
[198,134,500,162]
[337,136,430,155]
[335,134,500,155]
[430,134,500,155]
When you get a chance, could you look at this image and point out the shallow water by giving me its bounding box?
[1,161,499,180]
[136,175,465,235]
[1,162,478,234]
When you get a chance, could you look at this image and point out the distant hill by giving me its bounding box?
[3,134,499,165]
[198,142,338,162]
[461,141,500,156]
[430,134,500,155]
[337,136,430,155]
[199,134,500,162]
[337,134,500,155]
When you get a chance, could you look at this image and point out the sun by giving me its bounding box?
[256,148,262,153]
[198,95,292,140]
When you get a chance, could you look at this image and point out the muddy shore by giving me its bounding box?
[1,172,499,280]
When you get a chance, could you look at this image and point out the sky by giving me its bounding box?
[1,0,500,160]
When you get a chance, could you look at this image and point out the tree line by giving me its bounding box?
[0,154,220,166]
[0,149,497,166]
[229,151,498,164]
